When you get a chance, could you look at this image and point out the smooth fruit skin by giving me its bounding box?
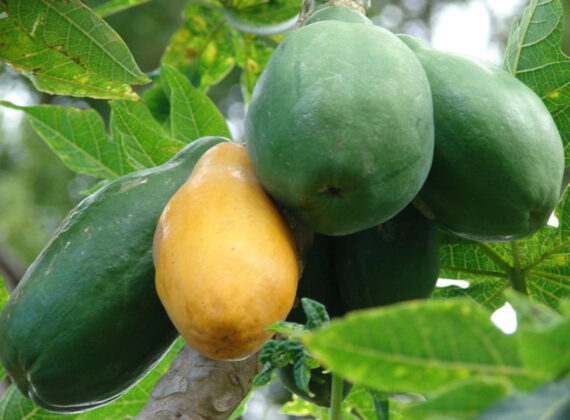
[154,142,299,361]
[333,205,439,310]
[400,35,565,242]
[0,136,228,413]
[245,20,434,236]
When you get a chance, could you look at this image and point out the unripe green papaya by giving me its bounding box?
[333,205,439,310]
[0,136,229,413]
[281,234,349,407]
[245,16,434,236]
[399,35,565,242]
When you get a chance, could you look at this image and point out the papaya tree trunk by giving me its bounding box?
[133,346,260,420]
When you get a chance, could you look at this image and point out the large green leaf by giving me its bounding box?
[0,101,132,179]
[160,63,231,142]
[402,377,512,419]
[109,100,185,169]
[161,3,237,92]
[503,0,570,164]
[0,17,138,100]
[475,378,570,420]
[4,0,149,85]
[93,0,150,18]
[435,190,570,312]
[0,339,185,419]
[0,276,7,383]
[303,299,545,396]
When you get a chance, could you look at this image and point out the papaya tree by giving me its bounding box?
[0,0,569,419]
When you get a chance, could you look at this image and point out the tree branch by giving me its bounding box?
[133,345,260,420]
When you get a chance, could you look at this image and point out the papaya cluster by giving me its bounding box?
[0,3,565,414]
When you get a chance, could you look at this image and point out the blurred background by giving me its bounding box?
[0,1,569,417]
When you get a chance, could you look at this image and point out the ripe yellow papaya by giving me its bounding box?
[153,142,299,361]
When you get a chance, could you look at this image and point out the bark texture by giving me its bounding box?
[133,345,260,420]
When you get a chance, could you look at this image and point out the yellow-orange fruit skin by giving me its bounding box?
[154,142,299,361]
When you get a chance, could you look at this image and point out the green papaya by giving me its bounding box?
[0,136,229,413]
[245,14,434,236]
[399,35,565,242]
[281,234,349,407]
[333,205,439,311]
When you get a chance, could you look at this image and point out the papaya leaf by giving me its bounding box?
[160,63,231,142]
[437,190,570,311]
[142,81,170,128]
[93,0,150,18]
[342,385,408,420]
[109,100,185,169]
[281,394,327,418]
[0,17,138,100]
[4,0,149,86]
[506,292,570,380]
[475,378,570,420]
[0,275,8,312]
[233,33,274,103]
[0,101,132,179]
[503,0,570,164]
[302,297,330,330]
[219,0,301,31]
[402,377,512,420]
[161,3,236,92]
[303,299,545,396]
[0,338,184,419]
[432,279,508,312]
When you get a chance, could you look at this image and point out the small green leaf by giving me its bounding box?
[475,378,570,420]
[109,100,185,169]
[503,0,570,164]
[342,386,408,420]
[161,3,237,92]
[0,274,8,311]
[94,0,150,18]
[403,377,512,419]
[160,63,231,141]
[304,299,543,395]
[281,394,327,418]
[0,101,132,179]
[5,0,149,85]
[302,297,330,330]
[0,17,138,100]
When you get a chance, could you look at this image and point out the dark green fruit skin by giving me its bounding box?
[0,136,229,413]
[245,20,434,236]
[303,6,373,25]
[399,35,565,242]
[286,234,345,324]
[282,234,349,407]
[333,205,439,311]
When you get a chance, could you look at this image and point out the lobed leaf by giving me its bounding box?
[109,100,185,169]
[160,63,231,142]
[93,0,150,18]
[303,299,544,396]
[433,279,508,312]
[403,377,512,419]
[0,17,138,100]
[503,0,570,164]
[161,3,237,92]
[4,0,149,85]
[475,378,570,420]
[0,101,132,179]
[233,33,274,103]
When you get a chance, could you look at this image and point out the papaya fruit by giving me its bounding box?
[0,136,228,412]
[399,35,565,242]
[244,13,434,236]
[333,205,439,311]
[154,142,299,361]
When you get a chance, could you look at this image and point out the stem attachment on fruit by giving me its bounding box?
[297,0,370,26]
